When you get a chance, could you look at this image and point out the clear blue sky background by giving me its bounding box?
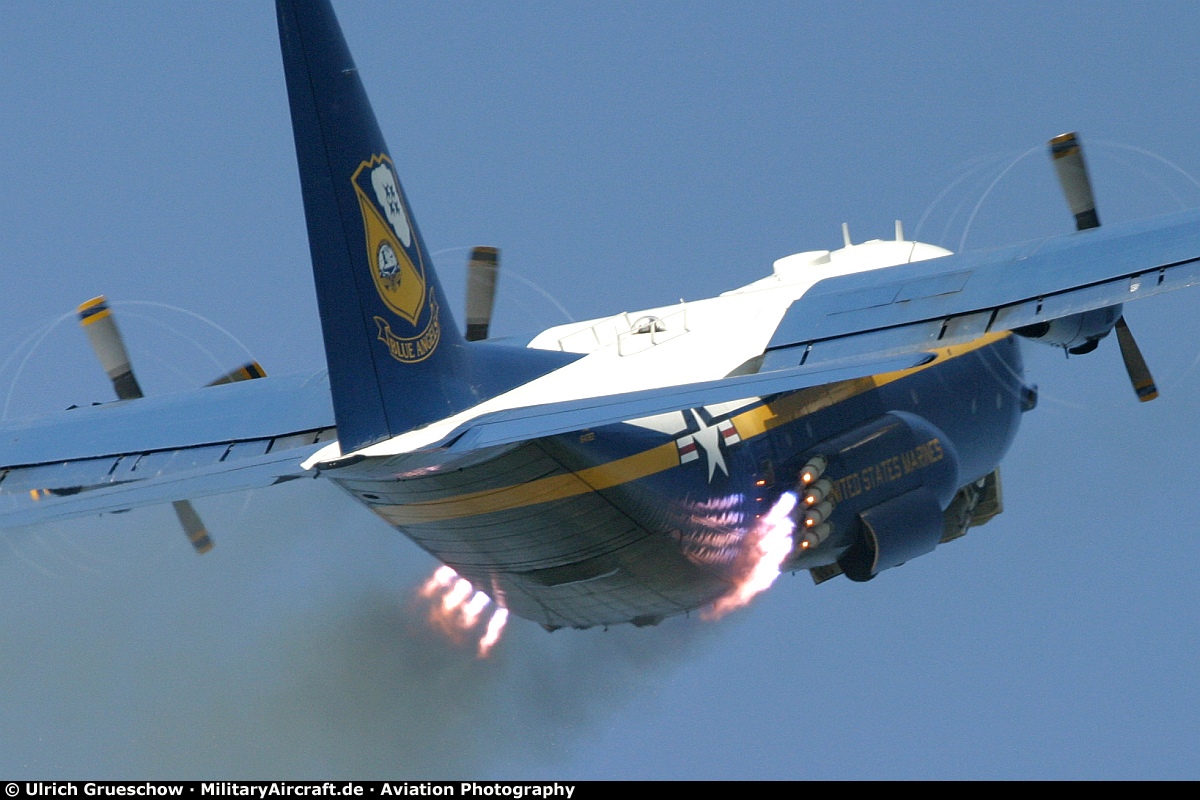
[1,0,1199,779]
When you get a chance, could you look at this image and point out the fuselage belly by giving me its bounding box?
[331,335,1027,629]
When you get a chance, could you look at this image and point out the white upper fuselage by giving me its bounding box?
[305,236,952,464]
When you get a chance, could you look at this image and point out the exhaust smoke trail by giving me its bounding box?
[0,482,712,777]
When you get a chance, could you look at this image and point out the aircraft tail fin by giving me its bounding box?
[277,0,480,453]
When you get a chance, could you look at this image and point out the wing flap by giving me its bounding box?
[0,442,323,528]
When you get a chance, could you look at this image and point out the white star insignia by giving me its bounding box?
[674,410,742,483]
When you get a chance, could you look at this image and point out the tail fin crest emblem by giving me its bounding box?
[352,155,430,331]
[374,304,442,363]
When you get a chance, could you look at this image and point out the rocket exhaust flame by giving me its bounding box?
[441,577,473,611]
[703,491,798,620]
[462,591,490,626]
[420,565,456,595]
[415,565,507,657]
[479,608,509,657]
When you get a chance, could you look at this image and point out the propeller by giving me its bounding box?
[170,494,213,554]
[76,296,269,552]
[77,296,144,400]
[465,246,499,341]
[207,361,267,386]
[1048,132,1158,402]
[1114,316,1159,402]
[1049,132,1100,231]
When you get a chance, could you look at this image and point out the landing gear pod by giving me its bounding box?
[838,486,944,582]
[783,410,961,575]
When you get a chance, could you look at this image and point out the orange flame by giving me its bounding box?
[462,591,490,626]
[478,608,509,657]
[415,565,508,657]
[420,565,457,596]
[703,491,797,620]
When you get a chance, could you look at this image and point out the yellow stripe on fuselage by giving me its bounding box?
[379,441,680,525]
[377,332,1012,525]
[730,330,1010,440]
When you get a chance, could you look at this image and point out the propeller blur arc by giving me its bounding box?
[76,297,268,552]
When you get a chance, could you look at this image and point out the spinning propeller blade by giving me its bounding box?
[75,297,265,551]
[1114,316,1159,402]
[1049,132,1100,231]
[76,296,144,401]
[207,361,267,386]
[465,246,499,341]
[171,499,213,554]
[1048,133,1158,401]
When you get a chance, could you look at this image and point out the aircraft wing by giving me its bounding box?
[336,205,1192,458]
[9,0,1200,528]
[14,203,1198,522]
[761,207,1200,371]
[0,372,335,528]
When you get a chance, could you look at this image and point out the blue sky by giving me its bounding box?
[2,1,1200,779]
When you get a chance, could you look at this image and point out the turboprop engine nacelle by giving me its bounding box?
[1014,304,1122,354]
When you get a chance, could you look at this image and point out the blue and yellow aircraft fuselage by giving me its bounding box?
[319,333,1025,630]
[5,0,1200,636]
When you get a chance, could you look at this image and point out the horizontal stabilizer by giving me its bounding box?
[0,440,323,530]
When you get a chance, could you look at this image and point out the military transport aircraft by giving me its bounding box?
[3,0,1200,636]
